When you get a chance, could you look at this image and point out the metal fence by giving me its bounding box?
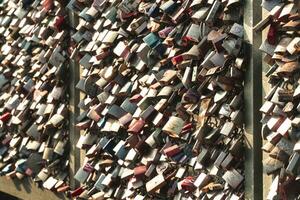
[0,1,270,199]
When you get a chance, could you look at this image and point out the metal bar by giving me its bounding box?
[244,0,263,199]
[68,9,81,189]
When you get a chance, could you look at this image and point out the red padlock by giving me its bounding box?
[0,112,11,122]
[181,176,196,191]
[54,16,65,32]
[71,186,84,198]
[267,23,277,45]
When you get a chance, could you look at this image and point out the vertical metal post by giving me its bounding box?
[68,10,81,189]
[244,0,263,199]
